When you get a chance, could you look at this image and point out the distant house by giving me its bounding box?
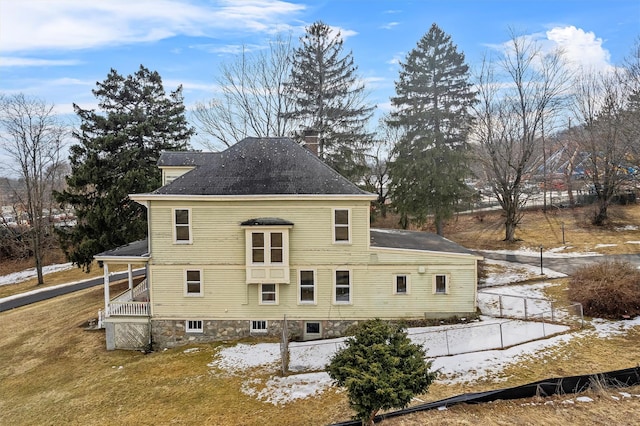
[95,137,482,350]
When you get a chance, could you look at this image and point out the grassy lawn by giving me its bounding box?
[2,204,640,425]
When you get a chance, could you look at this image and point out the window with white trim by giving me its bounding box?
[260,283,277,304]
[251,320,268,333]
[434,274,448,294]
[299,270,316,304]
[251,231,285,265]
[185,320,203,333]
[333,209,350,243]
[173,208,191,243]
[334,270,351,304]
[185,269,203,296]
[394,274,409,295]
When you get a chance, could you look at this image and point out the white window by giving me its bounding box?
[434,274,449,294]
[185,269,203,297]
[333,209,351,243]
[173,208,191,244]
[334,270,351,304]
[251,231,285,265]
[251,320,268,333]
[185,320,203,333]
[299,270,316,304]
[260,283,277,304]
[394,274,409,295]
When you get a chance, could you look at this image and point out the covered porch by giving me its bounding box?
[94,239,151,350]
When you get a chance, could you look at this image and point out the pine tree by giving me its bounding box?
[55,65,194,271]
[327,319,436,426]
[284,21,374,181]
[388,23,476,234]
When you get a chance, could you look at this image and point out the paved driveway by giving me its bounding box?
[481,251,640,275]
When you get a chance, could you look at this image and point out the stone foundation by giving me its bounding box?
[150,318,362,349]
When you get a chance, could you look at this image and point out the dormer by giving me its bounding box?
[157,151,220,186]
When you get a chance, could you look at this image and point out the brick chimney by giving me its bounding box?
[302,129,319,157]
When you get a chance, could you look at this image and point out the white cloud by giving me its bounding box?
[0,57,82,67]
[0,0,305,54]
[381,22,399,30]
[489,26,615,74]
[189,43,267,55]
[545,26,613,73]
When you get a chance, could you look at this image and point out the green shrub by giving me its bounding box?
[569,261,640,319]
[326,319,436,425]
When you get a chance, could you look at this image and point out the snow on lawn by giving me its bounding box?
[208,309,640,406]
[0,263,74,286]
[206,261,640,407]
[484,247,602,258]
[482,259,565,287]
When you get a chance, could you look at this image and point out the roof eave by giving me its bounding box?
[130,193,378,202]
[370,246,484,260]
[93,255,151,264]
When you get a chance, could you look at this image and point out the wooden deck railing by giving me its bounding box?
[107,279,150,317]
[108,301,150,317]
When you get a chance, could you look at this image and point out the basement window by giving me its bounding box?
[251,320,268,334]
[186,320,203,333]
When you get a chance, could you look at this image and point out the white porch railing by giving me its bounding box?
[108,301,150,317]
[132,279,148,299]
[107,279,150,317]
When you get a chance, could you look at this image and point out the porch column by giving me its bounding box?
[103,263,110,315]
[128,263,133,291]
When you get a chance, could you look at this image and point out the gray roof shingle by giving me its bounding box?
[157,151,220,167]
[370,229,480,256]
[153,137,371,196]
[95,239,150,258]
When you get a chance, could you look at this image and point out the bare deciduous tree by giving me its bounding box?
[473,31,570,242]
[363,115,402,218]
[193,34,297,150]
[571,69,635,225]
[0,94,66,284]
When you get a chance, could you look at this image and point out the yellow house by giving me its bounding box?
[95,137,482,350]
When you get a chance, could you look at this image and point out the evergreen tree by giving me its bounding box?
[55,65,194,270]
[327,319,436,426]
[283,21,374,181]
[388,23,476,234]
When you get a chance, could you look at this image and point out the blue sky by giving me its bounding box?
[0,0,639,150]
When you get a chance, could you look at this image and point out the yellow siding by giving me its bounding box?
[161,167,196,185]
[146,198,478,320]
[150,264,476,319]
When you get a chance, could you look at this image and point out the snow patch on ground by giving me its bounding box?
[616,225,639,231]
[485,248,602,258]
[0,263,74,286]
[481,259,566,287]
[207,275,640,406]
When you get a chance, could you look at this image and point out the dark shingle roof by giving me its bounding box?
[153,137,371,196]
[94,239,149,258]
[240,218,294,226]
[370,229,480,256]
[157,151,220,167]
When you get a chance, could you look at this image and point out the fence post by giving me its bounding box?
[445,329,451,356]
[550,302,555,322]
[280,315,288,376]
[579,304,584,328]
[499,323,504,349]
